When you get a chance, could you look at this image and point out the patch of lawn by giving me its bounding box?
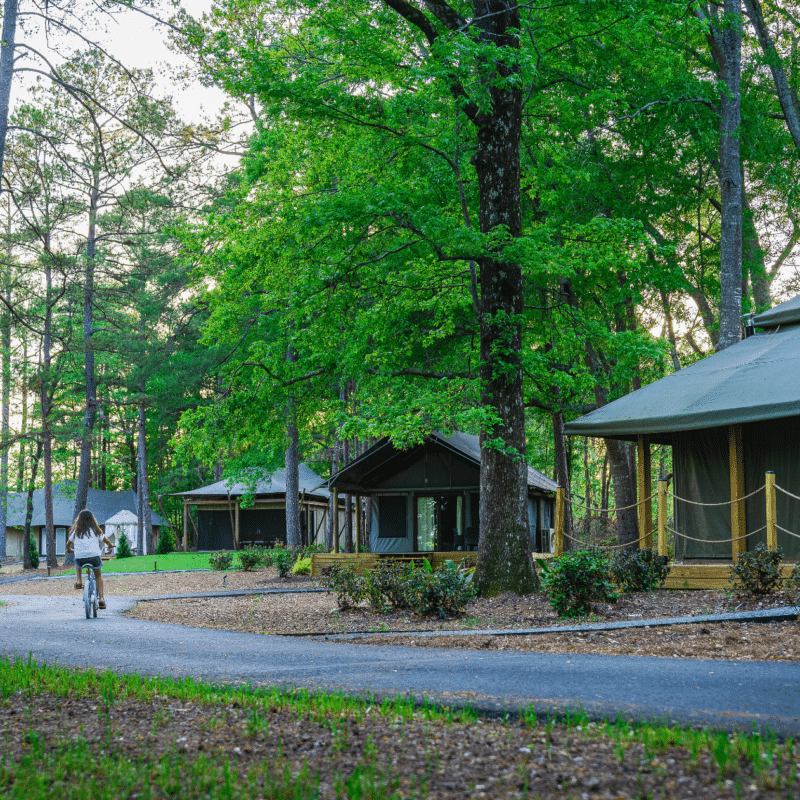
[105,552,214,573]
[1,656,798,800]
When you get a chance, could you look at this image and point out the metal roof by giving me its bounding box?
[328,430,558,494]
[175,463,330,500]
[564,295,800,441]
[6,482,166,528]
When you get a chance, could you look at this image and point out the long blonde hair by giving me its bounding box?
[69,509,102,540]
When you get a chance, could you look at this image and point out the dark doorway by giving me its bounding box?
[415,494,462,551]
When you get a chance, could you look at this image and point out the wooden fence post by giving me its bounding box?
[332,488,340,554]
[554,487,565,557]
[637,435,653,549]
[766,471,777,550]
[657,479,668,559]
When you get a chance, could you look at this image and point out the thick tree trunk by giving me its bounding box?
[552,411,574,549]
[285,419,301,548]
[473,1,538,596]
[604,438,638,547]
[74,170,100,518]
[136,386,152,554]
[717,0,743,350]
[22,439,41,569]
[0,0,18,185]
[0,271,8,558]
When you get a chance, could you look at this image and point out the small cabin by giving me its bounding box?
[327,431,557,554]
[175,464,333,550]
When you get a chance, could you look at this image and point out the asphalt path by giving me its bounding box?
[1,592,799,736]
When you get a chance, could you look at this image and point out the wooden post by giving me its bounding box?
[182,500,188,552]
[554,487,565,557]
[355,494,361,554]
[637,434,653,549]
[657,479,668,559]
[332,488,339,553]
[729,424,746,559]
[300,489,307,547]
[766,470,777,550]
[234,498,240,551]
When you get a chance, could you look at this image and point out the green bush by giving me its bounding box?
[729,544,783,598]
[320,564,366,609]
[540,550,617,618]
[269,544,295,578]
[785,562,800,606]
[116,532,133,560]
[209,551,234,571]
[401,559,476,619]
[610,548,669,593]
[292,557,312,575]
[364,560,413,612]
[155,530,176,556]
[238,546,269,572]
[29,537,39,569]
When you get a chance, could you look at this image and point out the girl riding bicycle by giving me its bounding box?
[66,509,113,610]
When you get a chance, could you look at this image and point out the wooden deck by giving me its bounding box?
[310,553,796,590]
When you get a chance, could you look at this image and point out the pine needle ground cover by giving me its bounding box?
[1,657,798,799]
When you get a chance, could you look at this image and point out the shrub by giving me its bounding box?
[29,537,39,569]
[209,551,234,571]
[269,545,294,578]
[292,557,312,575]
[540,550,617,618]
[364,561,413,612]
[320,564,366,609]
[155,530,176,556]
[729,544,783,598]
[610,548,669,593]
[402,558,476,619]
[785,563,800,606]
[238,546,269,572]
[116,532,133,559]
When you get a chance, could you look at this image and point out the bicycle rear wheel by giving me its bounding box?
[83,572,91,619]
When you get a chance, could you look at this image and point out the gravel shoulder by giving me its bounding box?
[5,565,796,662]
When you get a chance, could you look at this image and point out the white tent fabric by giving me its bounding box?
[103,509,141,555]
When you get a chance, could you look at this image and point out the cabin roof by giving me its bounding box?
[175,463,330,500]
[328,430,557,494]
[6,482,166,528]
[564,295,800,441]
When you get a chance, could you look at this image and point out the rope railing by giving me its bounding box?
[775,484,800,502]
[552,472,800,560]
[567,492,655,514]
[666,524,766,545]
[670,485,764,507]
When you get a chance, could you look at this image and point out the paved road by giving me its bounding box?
[1,592,798,735]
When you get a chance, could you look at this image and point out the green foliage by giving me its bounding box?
[209,551,234,571]
[292,557,312,575]
[29,537,39,570]
[541,550,618,618]
[729,544,784,598]
[401,559,477,619]
[268,543,294,578]
[784,562,800,606]
[610,548,670,593]
[155,530,176,556]
[320,564,366,609]
[238,546,269,572]
[322,559,475,618]
[115,533,133,560]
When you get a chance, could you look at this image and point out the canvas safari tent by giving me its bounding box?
[175,464,333,551]
[327,431,557,554]
[564,295,800,560]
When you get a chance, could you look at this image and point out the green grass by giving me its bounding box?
[104,552,215,573]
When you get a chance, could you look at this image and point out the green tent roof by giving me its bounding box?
[564,297,800,441]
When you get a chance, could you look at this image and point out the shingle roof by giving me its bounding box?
[5,482,166,528]
[174,463,330,500]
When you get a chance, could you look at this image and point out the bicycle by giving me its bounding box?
[82,563,99,619]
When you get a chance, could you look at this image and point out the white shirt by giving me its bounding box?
[68,532,103,560]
